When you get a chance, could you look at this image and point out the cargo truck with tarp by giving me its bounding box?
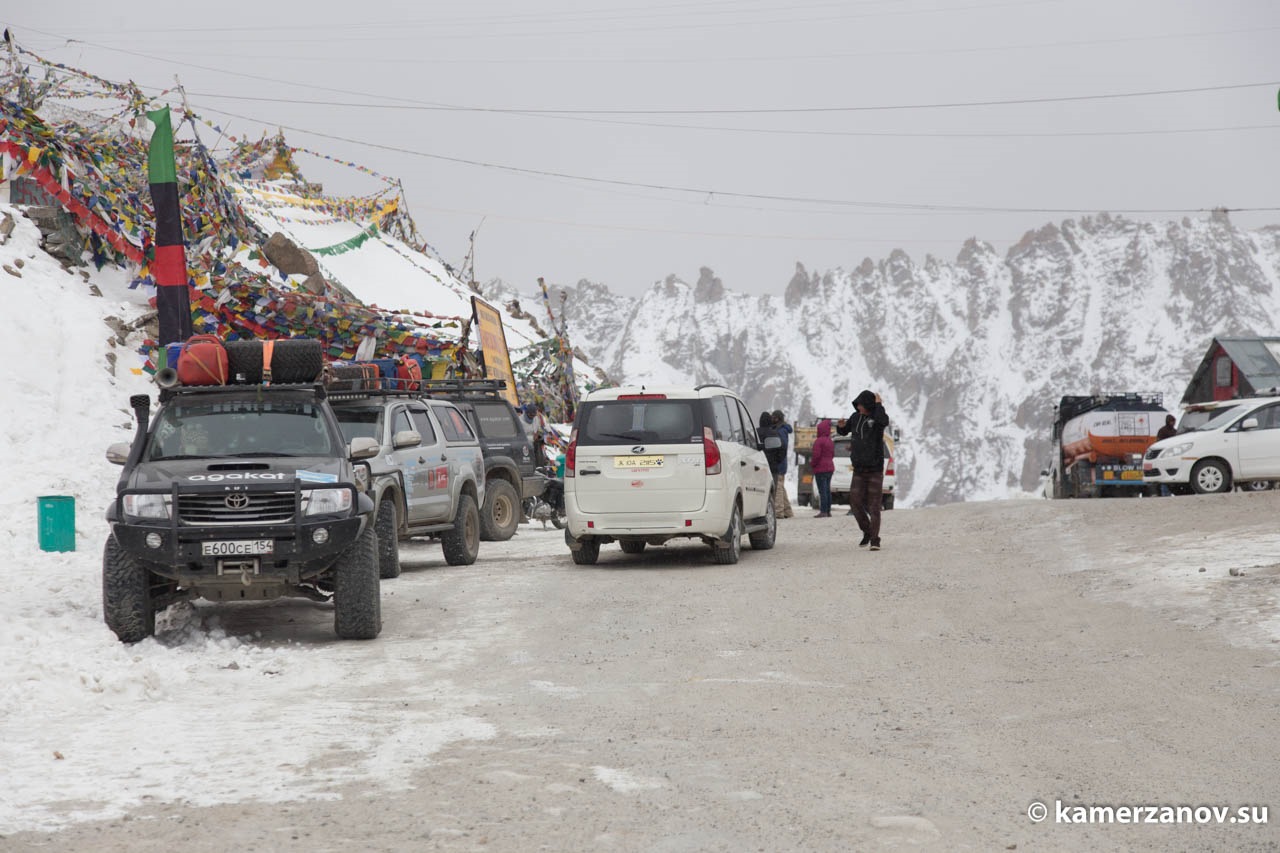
[1047,393,1167,498]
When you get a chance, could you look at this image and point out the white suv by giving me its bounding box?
[563,385,777,565]
[1143,395,1280,493]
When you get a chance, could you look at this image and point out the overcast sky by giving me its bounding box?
[7,1,1279,297]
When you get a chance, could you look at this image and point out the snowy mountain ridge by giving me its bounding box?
[489,211,1280,506]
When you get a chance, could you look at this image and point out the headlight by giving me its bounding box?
[123,493,171,519]
[1159,442,1194,458]
[304,488,352,516]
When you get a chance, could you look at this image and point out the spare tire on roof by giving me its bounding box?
[226,339,324,384]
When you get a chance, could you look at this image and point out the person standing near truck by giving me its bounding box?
[837,390,889,550]
[810,418,836,517]
[771,410,795,519]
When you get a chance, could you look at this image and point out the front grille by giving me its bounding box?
[178,492,296,524]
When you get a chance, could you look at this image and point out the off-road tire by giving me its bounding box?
[570,537,600,565]
[375,498,401,579]
[713,503,743,565]
[334,519,381,639]
[1191,459,1232,494]
[225,339,323,384]
[748,494,777,551]
[619,540,646,555]
[442,493,481,566]
[882,493,895,511]
[480,479,520,542]
[102,537,156,643]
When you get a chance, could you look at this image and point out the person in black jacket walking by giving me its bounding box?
[836,389,889,550]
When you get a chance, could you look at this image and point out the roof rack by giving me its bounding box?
[159,382,327,403]
[417,378,510,398]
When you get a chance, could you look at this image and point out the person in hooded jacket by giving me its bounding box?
[770,410,795,519]
[836,390,890,550]
[810,418,836,517]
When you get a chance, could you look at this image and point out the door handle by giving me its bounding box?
[441,454,447,461]
[581,470,602,475]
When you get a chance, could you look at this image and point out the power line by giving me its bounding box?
[192,102,1280,216]
[178,89,1280,139]
[88,22,1280,66]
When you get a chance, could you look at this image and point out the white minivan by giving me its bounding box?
[1143,395,1280,493]
[563,385,777,565]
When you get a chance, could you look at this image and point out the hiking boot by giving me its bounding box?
[858,533,871,547]
[869,538,881,551]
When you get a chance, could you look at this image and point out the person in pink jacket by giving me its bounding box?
[810,418,836,517]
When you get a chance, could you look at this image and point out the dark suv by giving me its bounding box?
[418,379,542,541]
[103,385,381,643]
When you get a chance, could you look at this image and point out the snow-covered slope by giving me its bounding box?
[536,212,1280,506]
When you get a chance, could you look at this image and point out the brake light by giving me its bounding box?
[885,457,895,477]
[617,394,667,400]
[565,432,577,477]
[703,426,721,475]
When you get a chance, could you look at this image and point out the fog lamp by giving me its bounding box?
[312,527,330,545]
[145,532,163,549]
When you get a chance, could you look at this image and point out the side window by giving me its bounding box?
[709,396,733,441]
[734,400,756,448]
[392,409,414,438]
[723,397,745,444]
[1257,404,1280,430]
[432,404,476,441]
[408,407,438,445]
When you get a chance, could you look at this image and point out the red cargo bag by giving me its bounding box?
[177,334,228,386]
[395,355,423,391]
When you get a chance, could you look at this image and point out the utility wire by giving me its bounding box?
[192,102,1280,216]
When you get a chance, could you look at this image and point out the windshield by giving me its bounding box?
[147,399,336,460]
[1194,405,1245,432]
[332,406,383,443]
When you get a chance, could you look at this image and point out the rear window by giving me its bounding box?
[471,401,520,439]
[578,399,704,446]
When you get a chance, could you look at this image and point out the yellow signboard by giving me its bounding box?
[471,297,519,408]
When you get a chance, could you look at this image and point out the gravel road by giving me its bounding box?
[8,492,1280,852]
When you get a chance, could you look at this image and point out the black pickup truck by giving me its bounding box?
[103,383,382,642]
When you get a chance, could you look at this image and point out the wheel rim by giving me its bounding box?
[493,493,513,527]
[1197,465,1223,492]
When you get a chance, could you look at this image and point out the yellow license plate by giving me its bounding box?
[614,455,664,469]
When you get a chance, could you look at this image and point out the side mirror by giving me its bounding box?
[349,436,380,460]
[106,442,131,465]
[392,430,421,450]
[1241,417,1260,431]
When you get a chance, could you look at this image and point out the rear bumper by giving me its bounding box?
[565,498,732,540]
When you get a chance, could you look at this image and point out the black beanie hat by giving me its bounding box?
[854,390,876,409]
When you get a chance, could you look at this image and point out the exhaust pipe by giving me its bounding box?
[154,366,180,388]
[124,394,151,469]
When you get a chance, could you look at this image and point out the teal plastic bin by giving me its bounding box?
[38,495,76,552]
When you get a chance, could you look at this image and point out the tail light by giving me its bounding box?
[702,426,721,475]
[565,431,577,478]
[885,457,895,477]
